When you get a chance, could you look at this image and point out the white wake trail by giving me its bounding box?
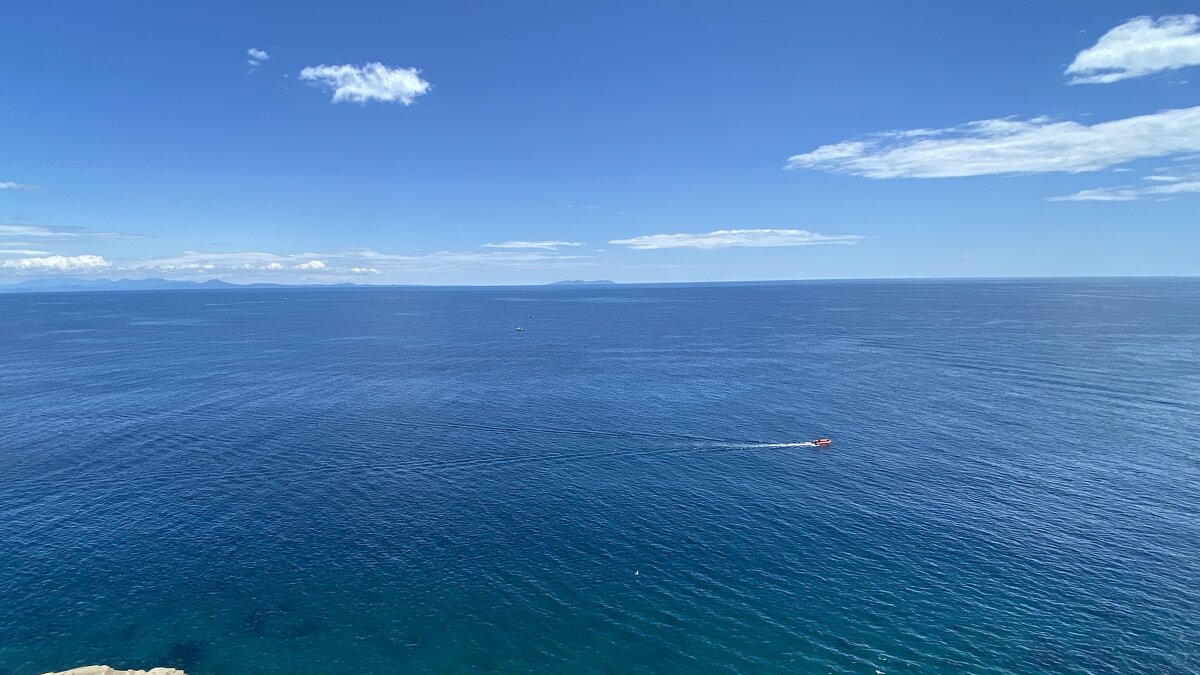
[731,442,817,449]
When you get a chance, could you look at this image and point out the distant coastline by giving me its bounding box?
[0,275,1195,294]
[0,277,621,294]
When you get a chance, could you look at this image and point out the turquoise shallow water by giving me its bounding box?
[1,279,1198,674]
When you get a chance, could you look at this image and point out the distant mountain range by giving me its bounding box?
[0,277,620,293]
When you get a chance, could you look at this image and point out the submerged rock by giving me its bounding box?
[42,662,184,667]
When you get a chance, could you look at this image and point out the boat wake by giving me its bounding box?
[738,442,817,449]
[37,408,828,478]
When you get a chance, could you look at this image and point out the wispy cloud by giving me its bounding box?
[483,240,584,250]
[0,249,50,255]
[0,224,138,239]
[0,182,38,190]
[110,248,592,281]
[137,250,301,272]
[1147,179,1200,194]
[299,63,431,104]
[1046,187,1139,202]
[1066,15,1200,84]
[0,254,110,271]
[609,229,862,250]
[350,249,591,272]
[1048,174,1200,201]
[248,259,328,272]
[786,106,1200,178]
[247,47,270,68]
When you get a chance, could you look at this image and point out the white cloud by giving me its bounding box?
[1046,187,1139,202]
[1148,179,1200,194]
[786,105,1200,178]
[0,181,38,190]
[136,251,293,271]
[609,229,862,250]
[352,248,590,269]
[247,47,270,67]
[1066,15,1200,84]
[42,247,593,283]
[483,240,584,250]
[0,225,54,237]
[1048,174,1200,201]
[0,223,135,239]
[152,262,217,271]
[144,253,334,273]
[0,254,110,271]
[299,63,431,104]
[0,249,50,255]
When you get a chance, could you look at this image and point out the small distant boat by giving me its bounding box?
[515,326,526,332]
[812,438,831,447]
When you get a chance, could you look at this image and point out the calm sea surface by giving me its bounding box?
[1,279,1197,674]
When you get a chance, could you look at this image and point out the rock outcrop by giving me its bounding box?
[41,662,184,667]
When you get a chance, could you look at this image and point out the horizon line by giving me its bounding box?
[1,273,1198,294]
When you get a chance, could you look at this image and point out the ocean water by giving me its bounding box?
[1,279,1197,674]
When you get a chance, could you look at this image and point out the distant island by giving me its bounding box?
[548,280,617,286]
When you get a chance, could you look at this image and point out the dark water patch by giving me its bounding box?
[164,640,205,670]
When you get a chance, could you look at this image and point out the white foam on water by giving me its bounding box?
[736,442,817,449]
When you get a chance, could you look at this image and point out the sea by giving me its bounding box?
[1,279,1197,674]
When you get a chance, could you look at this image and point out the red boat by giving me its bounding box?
[812,438,832,447]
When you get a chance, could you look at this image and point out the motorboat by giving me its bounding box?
[811,438,831,447]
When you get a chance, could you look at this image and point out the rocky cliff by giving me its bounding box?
[43,662,184,667]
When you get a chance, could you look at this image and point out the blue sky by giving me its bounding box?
[2,1,1199,284]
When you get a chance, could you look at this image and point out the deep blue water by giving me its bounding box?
[1,279,1198,674]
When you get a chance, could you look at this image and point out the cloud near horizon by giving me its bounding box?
[47,247,594,281]
[609,229,862,250]
[1066,15,1200,84]
[299,63,431,104]
[137,251,318,272]
[351,248,591,273]
[785,105,1200,178]
[483,240,584,250]
[0,254,111,271]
